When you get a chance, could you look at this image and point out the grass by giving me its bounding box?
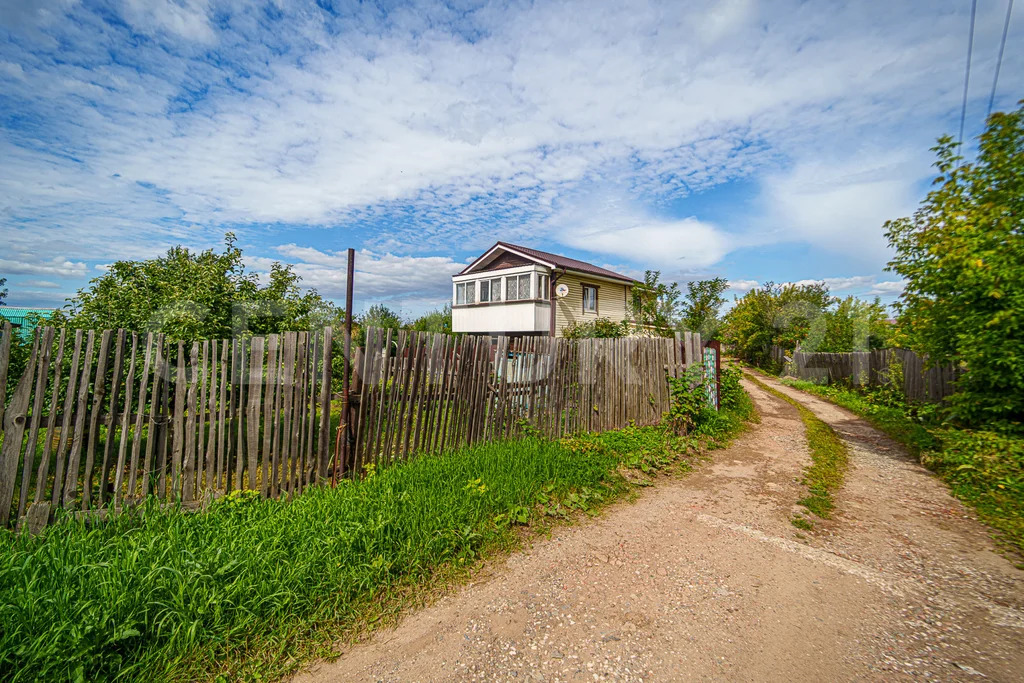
[780,378,1024,559]
[744,373,850,527]
[0,392,754,683]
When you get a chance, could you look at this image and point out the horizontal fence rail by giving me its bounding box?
[1,322,709,531]
[0,323,333,530]
[773,345,961,403]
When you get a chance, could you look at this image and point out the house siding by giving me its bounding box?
[553,272,631,337]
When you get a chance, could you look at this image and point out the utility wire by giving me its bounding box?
[987,0,1015,118]
[958,0,978,149]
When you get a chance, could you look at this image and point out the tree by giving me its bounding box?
[0,277,7,306]
[682,277,728,339]
[51,233,343,341]
[885,102,1024,429]
[629,270,681,335]
[408,304,452,334]
[804,296,891,352]
[721,281,833,366]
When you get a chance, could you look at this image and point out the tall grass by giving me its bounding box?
[0,404,752,682]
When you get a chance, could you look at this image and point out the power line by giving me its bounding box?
[988,0,1015,118]
[958,0,978,149]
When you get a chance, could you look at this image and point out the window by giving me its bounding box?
[479,277,503,303]
[582,284,598,313]
[538,274,550,299]
[506,273,532,301]
[455,282,476,305]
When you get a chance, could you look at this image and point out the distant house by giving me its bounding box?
[0,307,55,340]
[452,242,636,338]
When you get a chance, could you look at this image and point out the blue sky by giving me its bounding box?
[1,0,1021,317]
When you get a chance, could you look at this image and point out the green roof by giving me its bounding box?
[0,307,56,328]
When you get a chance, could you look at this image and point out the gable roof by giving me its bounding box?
[460,242,636,283]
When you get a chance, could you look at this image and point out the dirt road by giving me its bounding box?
[295,376,1024,682]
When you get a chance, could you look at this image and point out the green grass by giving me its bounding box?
[744,373,850,526]
[0,393,754,683]
[781,379,1024,558]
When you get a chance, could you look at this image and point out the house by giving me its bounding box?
[0,307,55,340]
[451,242,636,337]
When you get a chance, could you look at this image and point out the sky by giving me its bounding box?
[1,0,1021,318]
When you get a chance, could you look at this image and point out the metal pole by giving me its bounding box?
[332,248,355,485]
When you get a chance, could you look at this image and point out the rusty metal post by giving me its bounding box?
[332,248,355,485]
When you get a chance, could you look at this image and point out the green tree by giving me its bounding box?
[682,277,728,339]
[721,281,833,366]
[805,296,891,352]
[629,270,681,335]
[885,102,1024,429]
[0,276,7,306]
[408,304,452,334]
[51,234,342,341]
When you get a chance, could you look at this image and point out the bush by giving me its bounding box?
[562,318,629,339]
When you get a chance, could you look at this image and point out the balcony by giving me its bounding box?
[451,299,551,334]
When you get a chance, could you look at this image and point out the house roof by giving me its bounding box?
[0,307,55,326]
[460,242,636,283]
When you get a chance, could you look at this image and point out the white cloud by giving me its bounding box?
[866,280,905,296]
[0,255,87,277]
[727,279,759,293]
[19,279,60,288]
[757,150,925,265]
[266,245,463,305]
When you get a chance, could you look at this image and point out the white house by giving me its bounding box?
[452,242,637,337]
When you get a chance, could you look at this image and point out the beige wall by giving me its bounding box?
[553,272,631,337]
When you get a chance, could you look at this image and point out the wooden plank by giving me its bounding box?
[216,340,228,491]
[170,342,186,500]
[62,330,95,508]
[247,336,264,491]
[234,338,249,491]
[0,321,12,431]
[435,332,459,452]
[34,329,66,505]
[304,332,319,486]
[381,331,407,464]
[182,342,199,502]
[0,332,40,527]
[81,329,112,508]
[279,332,296,496]
[112,334,139,507]
[291,333,308,491]
[156,339,172,499]
[352,328,375,472]
[261,335,279,496]
[98,330,126,506]
[404,333,426,457]
[196,341,209,496]
[140,334,163,498]
[18,327,54,519]
[317,327,333,480]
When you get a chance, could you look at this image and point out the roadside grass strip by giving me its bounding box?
[0,395,754,683]
[744,373,850,529]
[781,379,1024,560]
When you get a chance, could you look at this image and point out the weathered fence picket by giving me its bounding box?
[0,326,334,529]
[772,345,961,403]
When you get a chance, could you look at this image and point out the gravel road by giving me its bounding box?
[294,376,1024,682]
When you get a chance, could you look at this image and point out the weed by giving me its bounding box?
[746,373,849,522]
[782,378,1024,557]
[791,516,814,531]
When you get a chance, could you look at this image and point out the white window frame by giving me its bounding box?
[489,277,502,302]
[505,273,531,301]
[582,284,598,313]
[455,281,476,306]
[538,273,550,300]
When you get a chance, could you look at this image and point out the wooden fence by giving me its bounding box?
[772,345,961,402]
[340,329,705,473]
[1,323,708,531]
[0,323,333,530]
